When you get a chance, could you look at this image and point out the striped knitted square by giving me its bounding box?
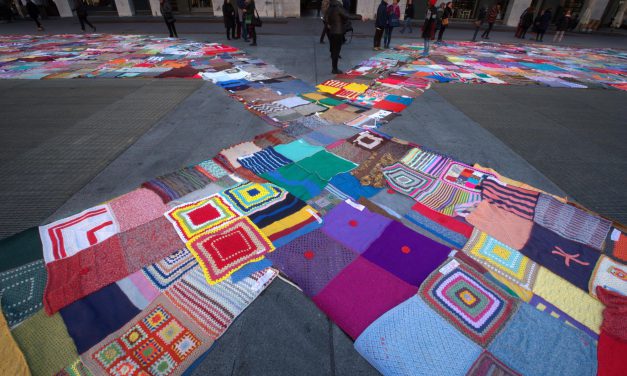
[419,258,516,347]
[142,249,198,291]
[165,195,241,241]
[401,148,452,178]
[186,217,274,285]
[382,162,435,198]
[142,167,214,204]
[415,180,481,216]
[462,230,539,291]
[237,147,293,176]
[479,178,539,221]
[533,194,611,251]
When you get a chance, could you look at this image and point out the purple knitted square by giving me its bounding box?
[312,257,417,340]
[321,201,392,253]
[267,229,357,297]
[362,221,451,286]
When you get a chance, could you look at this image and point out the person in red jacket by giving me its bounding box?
[481,2,501,39]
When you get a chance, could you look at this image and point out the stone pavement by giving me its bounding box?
[0,18,625,375]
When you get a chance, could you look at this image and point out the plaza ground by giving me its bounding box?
[0,17,625,375]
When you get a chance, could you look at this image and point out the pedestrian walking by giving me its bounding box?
[515,6,534,38]
[238,0,248,41]
[325,0,363,73]
[73,0,96,32]
[421,0,437,57]
[533,8,551,41]
[384,0,400,48]
[471,5,487,41]
[320,0,330,43]
[481,2,500,39]
[244,0,258,46]
[223,0,236,39]
[437,2,452,42]
[160,0,177,37]
[25,0,43,31]
[400,0,413,33]
[373,0,388,50]
[553,9,571,42]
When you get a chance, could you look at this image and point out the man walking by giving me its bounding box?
[320,0,330,43]
[325,0,363,73]
[400,0,413,33]
[471,5,487,41]
[25,0,43,31]
[481,2,500,39]
[73,0,96,32]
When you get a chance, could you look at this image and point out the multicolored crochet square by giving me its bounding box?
[466,351,520,376]
[382,162,434,198]
[142,249,198,291]
[400,148,451,178]
[165,195,240,241]
[462,230,539,291]
[186,217,274,284]
[348,131,388,151]
[88,300,207,376]
[441,162,490,192]
[221,182,287,215]
[419,259,516,346]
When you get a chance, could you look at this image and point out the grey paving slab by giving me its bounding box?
[0,79,202,237]
[435,84,627,223]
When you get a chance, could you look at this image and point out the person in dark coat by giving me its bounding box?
[373,0,388,50]
[223,0,236,39]
[325,0,362,73]
[25,0,43,31]
[421,0,437,57]
[320,0,330,43]
[437,1,452,42]
[160,0,177,37]
[481,2,501,39]
[244,0,257,46]
[534,8,551,41]
[515,6,534,38]
[383,0,400,48]
[400,0,413,33]
[553,9,571,42]
[73,0,96,32]
[471,5,487,41]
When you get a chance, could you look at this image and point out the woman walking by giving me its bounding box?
[437,2,452,42]
[553,9,571,42]
[244,0,257,46]
[481,2,500,39]
[534,8,551,42]
[160,0,177,38]
[384,0,400,49]
[400,0,413,33]
[373,0,388,50]
[73,0,96,32]
[25,0,43,31]
[421,0,437,57]
[223,0,236,39]
[515,6,534,38]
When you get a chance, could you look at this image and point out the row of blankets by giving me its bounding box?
[0,35,626,376]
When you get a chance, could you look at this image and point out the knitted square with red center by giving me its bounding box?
[186,217,274,284]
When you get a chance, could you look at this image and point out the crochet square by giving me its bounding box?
[267,229,357,297]
[466,351,520,376]
[237,147,294,176]
[142,249,198,291]
[110,357,140,376]
[149,353,177,376]
[166,195,240,241]
[382,162,435,198]
[400,148,451,178]
[39,204,119,263]
[143,306,170,331]
[222,182,286,215]
[462,230,539,291]
[133,338,164,366]
[419,259,516,346]
[121,325,148,349]
[441,161,489,192]
[186,217,274,285]
[362,221,450,286]
[589,255,627,298]
[312,257,417,339]
[157,320,184,345]
[95,342,125,368]
[348,131,388,151]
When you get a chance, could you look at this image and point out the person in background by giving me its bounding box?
[534,8,551,41]
[553,9,571,42]
[342,0,350,11]
[437,1,452,42]
[325,0,363,73]
[73,0,96,32]
[400,0,413,33]
[223,0,236,39]
[421,0,437,57]
[320,0,330,43]
[25,0,43,31]
[471,5,487,41]
[160,0,177,37]
[244,0,257,46]
[515,6,534,38]
[232,0,241,38]
[384,0,400,48]
[238,0,248,41]
[481,2,500,39]
[434,2,444,38]
[373,0,388,50]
